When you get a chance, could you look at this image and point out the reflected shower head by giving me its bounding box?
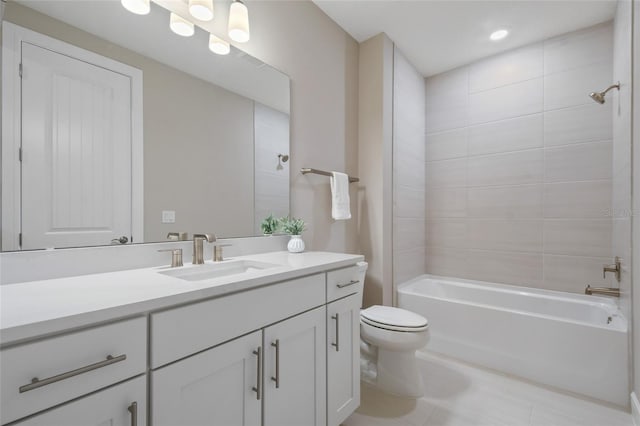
[277,154,289,171]
[589,82,620,104]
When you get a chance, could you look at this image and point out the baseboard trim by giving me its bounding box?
[631,392,640,425]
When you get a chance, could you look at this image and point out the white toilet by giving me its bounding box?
[355,262,429,398]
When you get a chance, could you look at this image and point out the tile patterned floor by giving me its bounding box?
[343,351,632,426]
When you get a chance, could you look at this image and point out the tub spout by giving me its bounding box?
[585,285,620,297]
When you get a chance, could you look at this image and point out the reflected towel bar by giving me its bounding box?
[301,168,359,183]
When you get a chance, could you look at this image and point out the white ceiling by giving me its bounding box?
[312,0,617,77]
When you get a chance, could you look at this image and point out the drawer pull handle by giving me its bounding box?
[19,354,127,393]
[337,280,359,289]
[331,314,340,352]
[271,339,280,389]
[252,347,262,400]
[128,401,138,426]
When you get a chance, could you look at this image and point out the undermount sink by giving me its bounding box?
[159,260,279,282]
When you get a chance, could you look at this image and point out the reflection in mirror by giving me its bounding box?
[1,0,290,251]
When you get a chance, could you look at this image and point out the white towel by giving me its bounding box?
[330,172,351,220]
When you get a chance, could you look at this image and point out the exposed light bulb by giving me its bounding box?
[228,0,250,43]
[209,34,231,55]
[490,29,509,41]
[189,0,214,21]
[121,0,150,15]
[170,13,195,37]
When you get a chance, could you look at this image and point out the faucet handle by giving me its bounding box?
[158,248,183,268]
[213,244,232,262]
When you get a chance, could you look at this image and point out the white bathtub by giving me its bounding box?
[397,275,629,406]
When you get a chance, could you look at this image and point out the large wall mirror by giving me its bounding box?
[1,0,290,251]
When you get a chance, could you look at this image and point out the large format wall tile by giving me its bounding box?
[467,150,543,187]
[426,128,468,161]
[467,184,543,219]
[424,23,615,293]
[544,21,613,75]
[544,103,612,146]
[426,158,467,188]
[544,219,612,257]
[465,250,544,288]
[426,187,467,218]
[544,61,612,110]
[544,140,612,182]
[469,43,544,93]
[426,67,469,133]
[543,180,612,218]
[468,114,543,156]
[467,219,543,253]
[469,78,543,125]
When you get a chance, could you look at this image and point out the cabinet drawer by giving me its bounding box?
[14,376,146,426]
[1,317,147,425]
[151,273,325,368]
[326,265,362,302]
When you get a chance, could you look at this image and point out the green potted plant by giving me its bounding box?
[281,216,306,253]
[260,214,280,236]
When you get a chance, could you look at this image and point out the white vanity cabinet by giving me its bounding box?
[152,331,262,426]
[1,317,147,425]
[327,294,361,426]
[14,376,146,426]
[1,253,365,426]
[263,306,327,426]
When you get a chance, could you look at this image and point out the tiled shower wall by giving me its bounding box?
[393,47,427,286]
[424,22,616,293]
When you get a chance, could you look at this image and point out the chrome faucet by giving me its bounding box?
[603,257,621,282]
[585,285,620,297]
[192,234,216,264]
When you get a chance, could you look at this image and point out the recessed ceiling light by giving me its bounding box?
[490,29,509,41]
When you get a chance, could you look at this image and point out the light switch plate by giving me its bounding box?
[162,210,176,224]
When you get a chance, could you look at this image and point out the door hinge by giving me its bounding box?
[18,63,22,78]
[18,233,22,247]
[18,147,22,162]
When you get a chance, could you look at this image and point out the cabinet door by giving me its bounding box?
[264,306,327,426]
[327,294,361,426]
[15,376,145,426]
[152,331,261,426]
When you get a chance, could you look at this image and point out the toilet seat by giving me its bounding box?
[361,305,428,332]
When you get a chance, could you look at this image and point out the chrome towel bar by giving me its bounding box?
[301,168,359,183]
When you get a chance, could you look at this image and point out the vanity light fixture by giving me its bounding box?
[121,0,150,15]
[490,29,509,41]
[170,13,195,37]
[228,0,250,43]
[209,34,231,55]
[189,0,214,21]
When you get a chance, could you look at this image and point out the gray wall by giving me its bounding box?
[238,0,360,254]
[392,47,427,287]
[424,22,616,293]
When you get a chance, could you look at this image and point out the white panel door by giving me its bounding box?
[263,306,327,426]
[152,331,262,426]
[15,376,145,426]
[21,41,132,249]
[327,294,361,426]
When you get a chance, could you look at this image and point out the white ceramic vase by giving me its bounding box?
[287,235,305,253]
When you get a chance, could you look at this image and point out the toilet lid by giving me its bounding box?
[361,306,428,331]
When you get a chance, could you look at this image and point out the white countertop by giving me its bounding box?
[0,251,364,346]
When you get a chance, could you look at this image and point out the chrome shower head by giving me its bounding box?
[589,91,606,104]
[589,82,620,104]
[277,154,289,170]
